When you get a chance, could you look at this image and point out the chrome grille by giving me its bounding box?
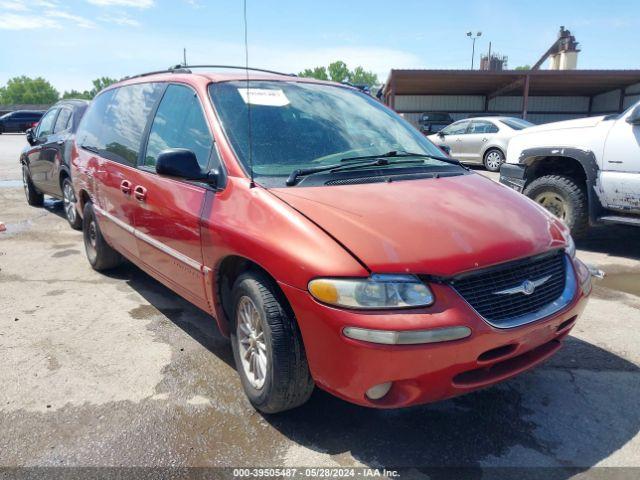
[450,251,567,326]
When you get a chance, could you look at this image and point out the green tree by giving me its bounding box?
[327,61,350,83]
[90,77,118,97]
[298,61,379,86]
[299,66,329,81]
[515,65,531,70]
[63,77,118,100]
[62,89,92,100]
[349,66,378,86]
[0,76,59,104]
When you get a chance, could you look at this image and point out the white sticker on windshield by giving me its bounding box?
[238,88,290,107]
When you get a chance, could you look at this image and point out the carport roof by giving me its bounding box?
[384,69,640,97]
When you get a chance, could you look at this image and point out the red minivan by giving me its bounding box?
[71,67,592,413]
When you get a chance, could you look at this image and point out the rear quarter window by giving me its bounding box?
[77,90,116,151]
[77,83,164,166]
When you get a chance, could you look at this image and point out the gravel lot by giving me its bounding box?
[1,133,639,474]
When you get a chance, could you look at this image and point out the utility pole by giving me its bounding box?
[466,31,482,69]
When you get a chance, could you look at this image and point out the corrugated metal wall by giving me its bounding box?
[626,82,640,94]
[394,96,485,112]
[592,89,619,113]
[395,82,640,127]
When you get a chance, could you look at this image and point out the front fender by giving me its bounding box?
[519,147,598,180]
[200,177,370,333]
[519,147,602,222]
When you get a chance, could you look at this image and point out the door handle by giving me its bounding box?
[120,180,132,195]
[482,138,488,142]
[456,138,462,142]
[134,185,147,202]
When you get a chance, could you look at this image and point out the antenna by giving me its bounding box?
[183,48,187,67]
[243,0,255,188]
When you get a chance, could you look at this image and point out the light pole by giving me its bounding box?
[466,31,482,69]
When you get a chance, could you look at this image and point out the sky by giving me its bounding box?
[0,0,639,93]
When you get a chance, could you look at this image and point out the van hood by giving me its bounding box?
[271,173,567,277]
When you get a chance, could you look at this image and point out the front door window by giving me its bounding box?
[144,84,213,169]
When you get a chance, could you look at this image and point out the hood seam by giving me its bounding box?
[267,189,372,274]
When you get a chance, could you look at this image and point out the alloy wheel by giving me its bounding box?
[63,182,77,224]
[22,167,30,202]
[236,296,268,390]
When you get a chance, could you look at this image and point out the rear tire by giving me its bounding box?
[483,148,504,172]
[22,164,44,206]
[230,271,314,413]
[524,174,589,238]
[62,177,82,230]
[82,202,123,271]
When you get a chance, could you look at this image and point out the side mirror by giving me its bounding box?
[155,148,216,185]
[626,105,640,125]
[26,128,36,146]
[438,131,446,138]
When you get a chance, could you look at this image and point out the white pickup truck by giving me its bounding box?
[500,101,640,237]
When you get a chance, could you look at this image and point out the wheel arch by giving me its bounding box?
[58,167,71,190]
[483,145,505,159]
[215,255,292,336]
[520,147,602,222]
[76,189,92,218]
[19,152,30,167]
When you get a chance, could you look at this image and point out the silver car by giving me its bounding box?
[428,116,533,172]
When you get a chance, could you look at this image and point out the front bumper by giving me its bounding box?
[499,163,528,192]
[280,257,590,408]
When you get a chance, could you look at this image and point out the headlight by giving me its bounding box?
[565,235,576,258]
[308,274,434,309]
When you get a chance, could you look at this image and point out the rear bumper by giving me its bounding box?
[280,258,590,408]
[499,163,528,192]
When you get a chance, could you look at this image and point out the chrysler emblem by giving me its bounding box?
[493,275,552,296]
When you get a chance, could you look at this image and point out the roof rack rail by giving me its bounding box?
[123,64,297,81]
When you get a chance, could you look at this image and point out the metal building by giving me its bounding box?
[381,69,640,126]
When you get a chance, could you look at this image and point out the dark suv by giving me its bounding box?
[20,99,89,229]
[418,112,454,135]
[0,110,44,133]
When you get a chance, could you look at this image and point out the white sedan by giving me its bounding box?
[428,116,533,172]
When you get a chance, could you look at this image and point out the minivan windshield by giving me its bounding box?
[209,81,458,184]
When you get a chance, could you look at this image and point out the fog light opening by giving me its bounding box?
[557,316,577,333]
[366,382,392,400]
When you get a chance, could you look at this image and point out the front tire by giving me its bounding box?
[483,148,504,172]
[524,174,589,238]
[230,271,314,414]
[82,202,123,271]
[62,178,82,230]
[22,164,44,206]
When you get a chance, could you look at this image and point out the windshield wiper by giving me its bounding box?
[341,150,467,169]
[80,144,100,154]
[286,158,425,186]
